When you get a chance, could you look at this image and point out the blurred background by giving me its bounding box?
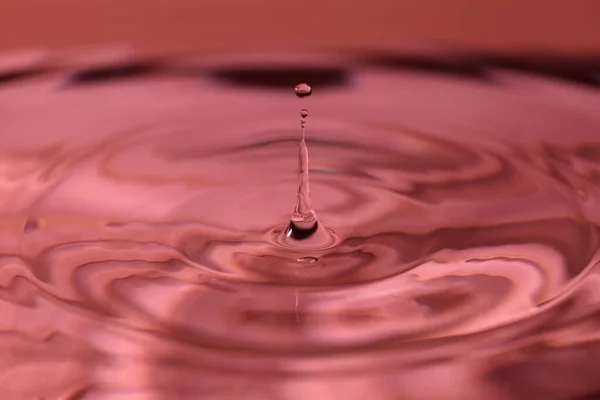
[1,0,600,54]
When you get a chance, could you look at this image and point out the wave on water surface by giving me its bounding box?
[2,49,600,400]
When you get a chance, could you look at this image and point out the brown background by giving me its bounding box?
[1,0,600,54]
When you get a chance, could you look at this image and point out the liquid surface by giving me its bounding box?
[2,49,600,400]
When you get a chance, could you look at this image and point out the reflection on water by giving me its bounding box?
[2,49,600,399]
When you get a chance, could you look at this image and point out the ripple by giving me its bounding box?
[4,51,600,399]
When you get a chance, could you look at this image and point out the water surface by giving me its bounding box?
[2,49,600,400]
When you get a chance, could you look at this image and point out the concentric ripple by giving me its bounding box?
[2,50,600,400]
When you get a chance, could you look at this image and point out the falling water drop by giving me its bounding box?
[300,109,308,118]
[295,83,312,98]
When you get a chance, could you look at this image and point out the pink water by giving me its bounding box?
[2,50,600,399]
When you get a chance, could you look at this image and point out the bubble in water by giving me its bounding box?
[295,83,312,98]
[300,109,308,118]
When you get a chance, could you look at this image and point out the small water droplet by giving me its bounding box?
[300,109,308,118]
[297,256,318,264]
[295,83,312,98]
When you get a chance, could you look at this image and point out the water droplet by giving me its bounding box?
[297,256,318,264]
[300,109,308,118]
[295,83,312,98]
